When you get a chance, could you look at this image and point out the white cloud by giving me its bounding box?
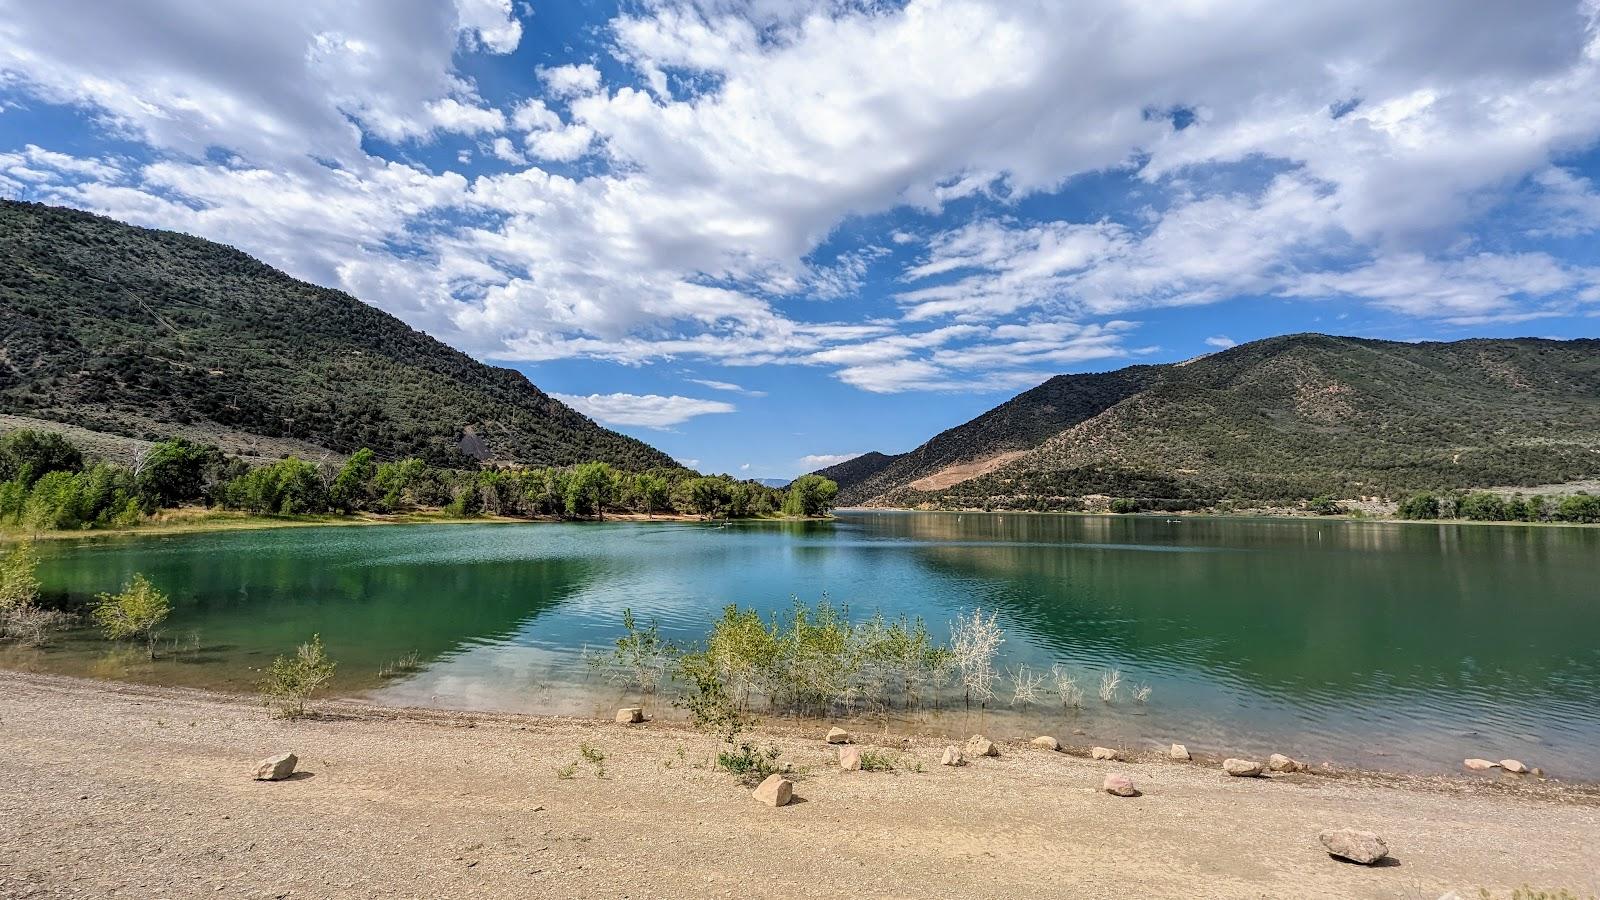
[538,63,601,98]
[3,0,1600,400]
[549,392,737,429]
[688,378,767,397]
[1205,335,1237,348]
[800,453,862,467]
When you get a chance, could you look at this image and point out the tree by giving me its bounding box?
[1556,492,1600,523]
[684,477,729,518]
[93,573,171,658]
[636,473,671,518]
[782,475,838,518]
[137,438,219,509]
[1458,492,1507,521]
[329,448,377,512]
[0,430,83,487]
[565,462,618,520]
[1395,494,1440,520]
[259,633,337,719]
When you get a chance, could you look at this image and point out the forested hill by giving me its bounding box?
[821,333,1600,507]
[0,201,676,469]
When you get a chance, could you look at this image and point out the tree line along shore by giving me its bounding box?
[0,427,841,534]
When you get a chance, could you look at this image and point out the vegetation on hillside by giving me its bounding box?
[0,428,837,531]
[826,334,1600,508]
[0,200,674,470]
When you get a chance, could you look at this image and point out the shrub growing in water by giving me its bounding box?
[92,573,171,658]
[260,633,337,718]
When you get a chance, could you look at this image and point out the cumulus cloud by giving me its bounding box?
[549,392,737,429]
[3,0,1599,401]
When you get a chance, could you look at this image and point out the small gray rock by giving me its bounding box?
[1091,746,1119,761]
[940,745,964,766]
[1268,753,1302,773]
[1030,735,1060,751]
[253,752,297,781]
[1499,759,1528,774]
[825,726,851,744]
[1169,743,1191,761]
[1319,828,1389,865]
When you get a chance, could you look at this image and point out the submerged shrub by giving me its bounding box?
[950,609,1004,706]
[260,633,337,719]
[92,573,171,658]
[0,541,41,612]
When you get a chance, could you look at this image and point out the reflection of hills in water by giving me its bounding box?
[858,511,1600,715]
[29,526,600,692]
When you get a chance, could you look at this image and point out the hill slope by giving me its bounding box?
[0,201,676,469]
[825,334,1600,506]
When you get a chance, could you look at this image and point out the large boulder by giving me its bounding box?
[752,774,794,807]
[253,752,298,781]
[965,735,998,758]
[1223,758,1263,777]
[941,746,965,767]
[825,726,851,745]
[1103,774,1138,797]
[615,707,644,724]
[1030,736,1060,751]
[1319,828,1389,865]
[1268,753,1303,773]
[838,746,862,771]
[1169,743,1191,761]
[1091,747,1119,761]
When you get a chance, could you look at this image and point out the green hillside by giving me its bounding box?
[823,333,1600,507]
[0,201,675,470]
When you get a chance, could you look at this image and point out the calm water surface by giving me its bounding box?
[6,512,1598,778]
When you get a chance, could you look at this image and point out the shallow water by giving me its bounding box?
[6,512,1598,778]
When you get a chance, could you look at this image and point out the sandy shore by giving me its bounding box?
[2,672,1596,899]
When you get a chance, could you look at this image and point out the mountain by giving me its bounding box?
[0,201,676,470]
[821,333,1600,507]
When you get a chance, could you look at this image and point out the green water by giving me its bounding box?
[6,512,1598,778]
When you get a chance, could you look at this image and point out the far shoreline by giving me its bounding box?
[839,505,1600,529]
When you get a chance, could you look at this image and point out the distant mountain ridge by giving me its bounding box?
[0,201,677,470]
[818,333,1600,507]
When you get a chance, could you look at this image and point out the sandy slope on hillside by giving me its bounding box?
[2,671,1596,899]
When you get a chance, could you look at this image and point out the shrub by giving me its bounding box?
[1555,493,1600,524]
[716,742,782,782]
[2,603,73,647]
[1395,493,1440,519]
[92,573,171,658]
[1458,492,1508,522]
[1305,496,1343,515]
[950,608,1004,707]
[0,541,41,611]
[1109,498,1140,514]
[260,634,337,718]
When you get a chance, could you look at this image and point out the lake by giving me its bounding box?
[5,511,1598,779]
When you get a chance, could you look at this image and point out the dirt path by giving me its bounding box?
[2,672,1595,899]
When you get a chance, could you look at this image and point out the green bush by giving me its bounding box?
[92,573,171,657]
[260,633,337,719]
[1395,494,1440,519]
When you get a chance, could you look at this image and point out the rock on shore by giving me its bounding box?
[253,752,297,781]
[752,774,793,807]
[1223,758,1264,777]
[1319,828,1389,865]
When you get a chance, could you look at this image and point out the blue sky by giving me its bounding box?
[3,0,1599,478]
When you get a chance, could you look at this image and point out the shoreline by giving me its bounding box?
[843,505,1600,529]
[2,669,1595,898]
[1,508,834,542]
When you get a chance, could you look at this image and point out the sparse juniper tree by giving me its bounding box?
[93,573,171,658]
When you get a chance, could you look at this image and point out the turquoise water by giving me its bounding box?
[7,512,1598,778]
